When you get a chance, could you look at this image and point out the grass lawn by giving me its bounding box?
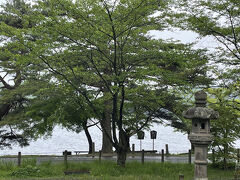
[0,158,235,180]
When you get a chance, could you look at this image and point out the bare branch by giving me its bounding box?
[0,75,13,90]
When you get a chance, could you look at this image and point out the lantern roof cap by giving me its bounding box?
[183,107,219,119]
[183,90,219,120]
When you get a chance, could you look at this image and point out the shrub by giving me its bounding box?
[11,165,41,177]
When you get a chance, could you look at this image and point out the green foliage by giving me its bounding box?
[11,159,61,178]
[175,0,240,77]
[25,0,210,129]
[173,0,240,164]
[208,87,240,168]
[0,0,212,165]
[210,160,236,170]
[0,160,15,171]
[0,160,234,179]
[9,159,63,178]
[0,0,41,148]
[21,158,37,167]
[11,165,41,177]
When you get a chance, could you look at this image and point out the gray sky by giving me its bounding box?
[150,29,219,51]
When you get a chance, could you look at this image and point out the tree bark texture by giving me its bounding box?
[98,85,113,153]
[101,111,113,153]
[0,104,11,120]
[83,125,93,154]
[116,130,129,167]
[117,148,127,167]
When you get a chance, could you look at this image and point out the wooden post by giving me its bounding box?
[99,150,102,163]
[212,149,215,164]
[132,144,135,158]
[237,148,240,163]
[140,139,142,151]
[64,150,68,169]
[18,152,21,167]
[141,149,144,164]
[188,149,191,164]
[92,142,95,158]
[165,144,169,155]
[161,149,164,163]
[191,143,194,153]
[179,174,184,180]
[153,139,155,151]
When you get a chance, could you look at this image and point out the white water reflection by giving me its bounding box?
[0,124,191,156]
[1,124,239,156]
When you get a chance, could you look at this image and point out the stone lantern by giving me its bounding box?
[183,90,218,180]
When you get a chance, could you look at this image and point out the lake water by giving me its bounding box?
[1,124,239,156]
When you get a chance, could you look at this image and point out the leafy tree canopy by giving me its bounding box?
[175,0,240,80]
[0,0,212,165]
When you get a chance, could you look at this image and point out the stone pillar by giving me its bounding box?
[194,145,208,179]
[183,90,218,180]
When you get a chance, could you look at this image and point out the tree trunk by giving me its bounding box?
[101,92,113,153]
[127,139,131,152]
[117,148,127,167]
[101,114,113,153]
[0,104,11,120]
[116,130,129,167]
[223,144,228,170]
[223,131,228,170]
[83,123,93,154]
[223,156,227,170]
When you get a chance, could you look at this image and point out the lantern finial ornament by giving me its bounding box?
[195,90,207,107]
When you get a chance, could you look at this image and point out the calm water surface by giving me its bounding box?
[1,124,239,156]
